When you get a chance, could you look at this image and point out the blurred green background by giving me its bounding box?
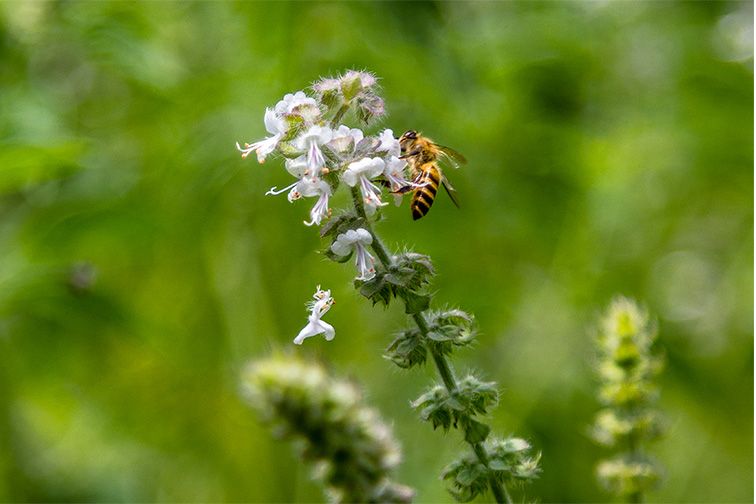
[0,1,752,502]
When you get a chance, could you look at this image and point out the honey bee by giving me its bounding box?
[398,130,466,220]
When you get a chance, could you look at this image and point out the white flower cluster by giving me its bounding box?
[236,70,419,227]
[236,70,417,345]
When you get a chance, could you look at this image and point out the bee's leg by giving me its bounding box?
[391,185,415,195]
[399,150,422,160]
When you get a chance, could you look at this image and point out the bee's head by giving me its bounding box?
[399,130,418,154]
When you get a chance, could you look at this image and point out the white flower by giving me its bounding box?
[295,125,333,172]
[265,156,331,225]
[275,91,317,116]
[303,179,332,226]
[383,156,417,205]
[328,125,365,154]
[331,228,376,281]
[284,155,311,179]
[236,108,287,163]
[265,156,316,201]
[377,129,400,157]
[293,286,335,345]
[342,157,388,214]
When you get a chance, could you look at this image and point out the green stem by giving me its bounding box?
[330,104,350,128]
[627,432,643,504]
[350,186,508,504]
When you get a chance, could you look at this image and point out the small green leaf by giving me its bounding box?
[455,467,476,486]
[319,213,362,238]
[463,418,490,444]
[324,248,352,263]
[488,459,508,471]
[358,276,386,299]
[446,396,465,411]
[403,291,430,314]
[426,330,450,342]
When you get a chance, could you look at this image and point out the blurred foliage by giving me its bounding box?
[0,1,752,502]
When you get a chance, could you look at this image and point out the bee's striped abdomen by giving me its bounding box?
[411,163,440,220]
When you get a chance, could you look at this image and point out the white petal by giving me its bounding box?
[341,168,359,187]
[252,135,282,163]
[320,320,335,341]
[293,321,318,344]
[355,228,373,245]
[344,229,360,243]
[364,157,386,178]
[263,108,285,135]
[331,238,352,257]
[378,129,400,157]
[384,156,407,176]
[285,156,309,178]
[346,157,385,180]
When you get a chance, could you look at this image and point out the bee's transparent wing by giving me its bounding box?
[437,145,467,168]
[441,173,461,209]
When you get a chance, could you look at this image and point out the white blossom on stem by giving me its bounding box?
[342,157,388,214]
[265,156,313,201]
[236,108,287,163]
[328,125,365,155]
[377,129,401,158]
[265,156,332,225]
[331,228,376,281]
[293,286,335,345]
[295,125,333,173]
[303,179,332,226]
[383,156,416,206]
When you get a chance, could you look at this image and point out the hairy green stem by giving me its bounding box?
[349,186,509,504]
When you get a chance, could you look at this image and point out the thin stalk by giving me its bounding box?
[627,431,643,504]
[350,186,509,504]
[330,105,350,129]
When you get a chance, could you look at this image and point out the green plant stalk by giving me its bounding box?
[350,186,510,504]
[627,430,642,504]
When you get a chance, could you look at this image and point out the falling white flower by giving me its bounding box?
[331,228,376,281]
[342,157,388,214]
[377,129,400,158]
[293,286,335,345]
[295,125,333,173]
[236,108,287,163]
[328,125,365,154]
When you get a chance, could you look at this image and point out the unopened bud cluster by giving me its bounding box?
[242,356,413,503]
[591,297,665,500]
[442,438,541,503]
